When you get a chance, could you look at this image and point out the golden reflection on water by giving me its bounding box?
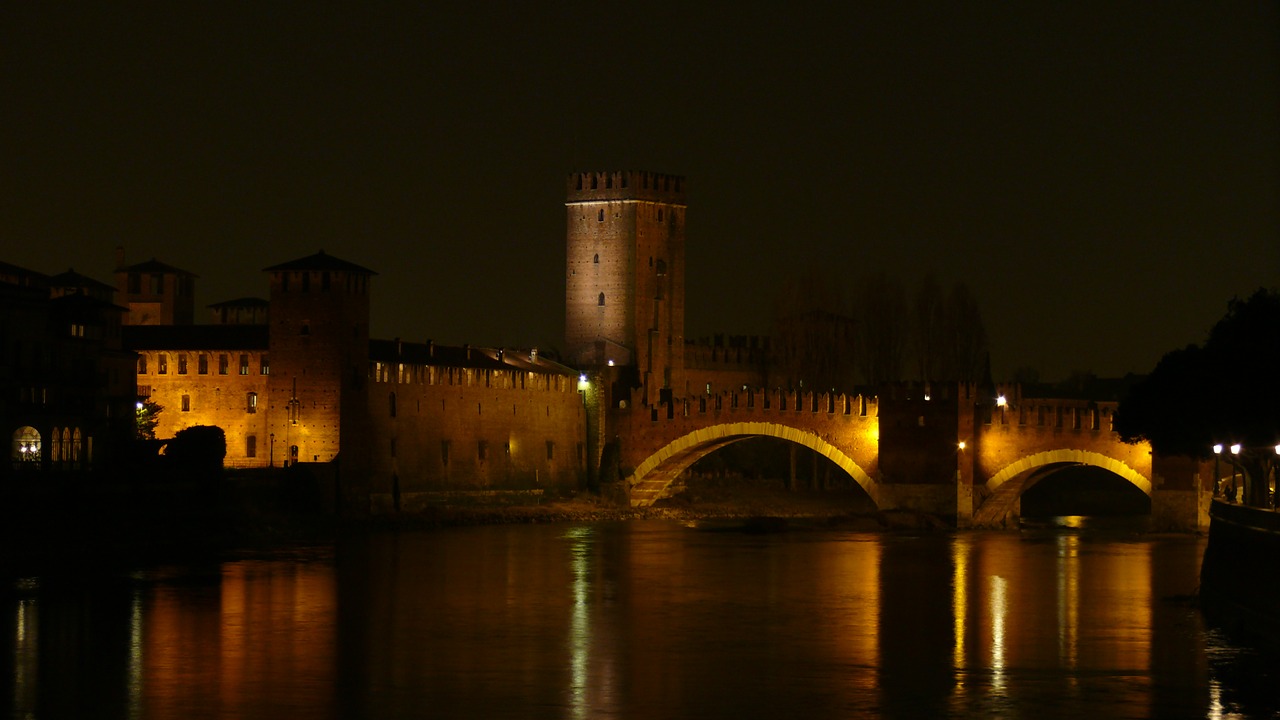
[1,524,1234,719]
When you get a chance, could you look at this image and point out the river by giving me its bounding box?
[5,519,1278,719]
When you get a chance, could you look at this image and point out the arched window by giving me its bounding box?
[593,254,599,264]
[12,426,40,466]
[51,426,63,465]
[598,293,605,306]
[71,428,81,463]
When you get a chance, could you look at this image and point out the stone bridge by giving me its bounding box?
[595,382,1206,531]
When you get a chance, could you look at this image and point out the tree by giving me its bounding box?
[1115,288,1280,505]
[136,398,163,440]
[771,268,857,391]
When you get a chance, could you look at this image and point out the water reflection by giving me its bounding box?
[4,523,1276,718]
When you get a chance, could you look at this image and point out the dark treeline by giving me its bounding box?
[770,270,989,392]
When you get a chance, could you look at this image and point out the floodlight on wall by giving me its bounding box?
[1230,443,1242,455]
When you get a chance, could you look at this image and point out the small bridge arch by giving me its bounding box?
[973,449,1153,527]
[625,421,878,507]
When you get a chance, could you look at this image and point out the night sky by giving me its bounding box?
[3,3,1277,382]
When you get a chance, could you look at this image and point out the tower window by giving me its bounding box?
[593,254,599,263]
[598,209,604,222]
[198,354,208,374]
[181,395,190,412]
[247,392,258,413]
[658,208,663,222]
[239,354,249,375]
[218,354,229,375]
[598,293,605,306]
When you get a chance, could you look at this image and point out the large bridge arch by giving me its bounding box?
[987,449,1152,495]
[624,421,878,508]
[973,449,1153,527]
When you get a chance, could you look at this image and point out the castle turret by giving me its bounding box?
[565,171,686,405]
[263,251,375,466]
[114,257,197,325]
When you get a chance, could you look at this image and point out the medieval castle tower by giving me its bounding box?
[565,171,687,405]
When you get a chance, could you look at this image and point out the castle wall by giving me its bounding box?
[136,349,272,466]
[365,362,586,510]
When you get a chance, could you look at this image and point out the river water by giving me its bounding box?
[5,519,1279,719]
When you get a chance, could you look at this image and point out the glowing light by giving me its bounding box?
[996,394,1007,407]
[1230,443,1241,455]
[1213,443,1223,455]
[958,441,966,451]
[1275,444,1280,455]
[606,359,615,367]
[578,374,589,391]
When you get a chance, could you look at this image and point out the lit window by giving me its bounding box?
[239,354,249,375]
[198,354,208,374]
[219,354,229,375]
[260,356,269,375]
[158,354,168,375]
[178,354,188,375]
[247,392,258,413]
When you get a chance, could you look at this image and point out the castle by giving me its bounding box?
[2,171,733,513]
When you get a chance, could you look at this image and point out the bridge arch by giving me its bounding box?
[624,421,877,507]
[987,449,1152,496]
[973,449,1152,528]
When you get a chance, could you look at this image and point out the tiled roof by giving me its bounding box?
[116,258,197,276]
[369,339,575,376]
[262,251,376,275]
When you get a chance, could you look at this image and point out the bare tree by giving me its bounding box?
[854,272,908,385]
[770,268,857,391]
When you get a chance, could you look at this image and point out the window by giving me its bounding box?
[247,392,258,413]
[219,354,229,375]
[69,323,85,337]
[198,354,208,374]
[181,394,190,412]
[246,435,257,458]
[593,253,599,263]
[597,209,604,222]
[598,293,605,306]
[239,354,249,375]
[441,440,450,466]
[546,441,555,461]
[137,356,147,374]
[158,354,168,375]
[178,354,188,375]
[260,355,269,375]
[658,208,663,222]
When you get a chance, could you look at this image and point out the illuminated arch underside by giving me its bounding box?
[625,422,876,507]
[986,449,1152,496]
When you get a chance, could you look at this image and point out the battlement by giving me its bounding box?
[621,385,879,420]
[566,171,687,205]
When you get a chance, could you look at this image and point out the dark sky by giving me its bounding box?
[3,3,1277,381]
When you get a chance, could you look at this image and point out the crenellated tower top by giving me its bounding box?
[566,171,687,205]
